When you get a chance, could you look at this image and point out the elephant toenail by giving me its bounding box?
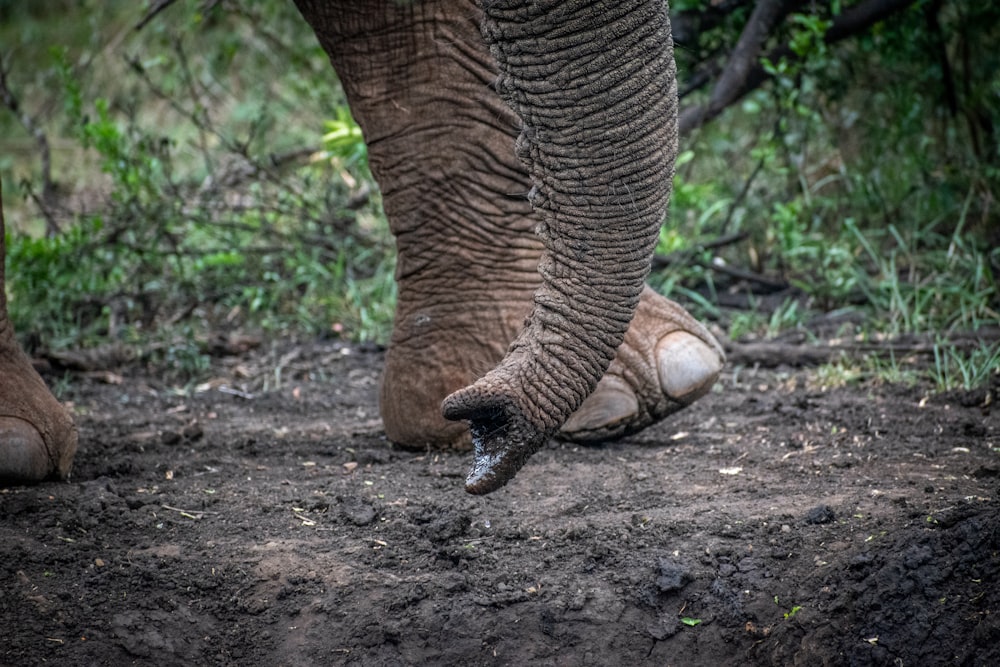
[560,376,638,434]
[656,332,724,403]
[0,416,52,482]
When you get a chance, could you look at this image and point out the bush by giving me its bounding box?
[2,0,395,354]
[656,0,999,342]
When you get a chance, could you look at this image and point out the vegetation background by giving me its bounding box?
[1,0,997,391]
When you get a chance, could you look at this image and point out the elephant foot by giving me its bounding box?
[380,288,721,453]
[0,417,59,481]
[0,177,78,483]
[0,335,78,484]
[380,299,529,453]
[559,286,724,442]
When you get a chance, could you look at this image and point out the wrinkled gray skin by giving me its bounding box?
[294,0,723,493]
[0,0,724,494]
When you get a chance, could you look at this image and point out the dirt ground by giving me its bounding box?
[1,337,998,666]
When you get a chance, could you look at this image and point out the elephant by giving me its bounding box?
[0,0,724,495]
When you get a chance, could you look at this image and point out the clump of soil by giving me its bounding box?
[2,339,998,666]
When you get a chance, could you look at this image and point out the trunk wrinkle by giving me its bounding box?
[444,0,678,493]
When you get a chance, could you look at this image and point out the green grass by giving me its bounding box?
[654,5,999,390]
[2,0,395,354]
[2,0,998,393]
[932,341,1000,393]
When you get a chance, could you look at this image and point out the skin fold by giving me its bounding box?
[0,0,723,493]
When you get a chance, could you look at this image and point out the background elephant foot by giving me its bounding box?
[0,337,78,484]
[0,178,78,483]
[560,286,724,443]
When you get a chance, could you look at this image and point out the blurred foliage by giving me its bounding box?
[1,0,393,362]
[1,0,997,387]
[656,0,999,354]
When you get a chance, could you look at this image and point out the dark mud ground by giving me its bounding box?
[2,338,998,666]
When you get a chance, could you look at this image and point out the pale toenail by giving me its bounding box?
[561,376,638,434]
[656,332,724,403]
[0,416,52,481]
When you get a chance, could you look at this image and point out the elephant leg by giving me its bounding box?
[295,0,721,452]
[296,0,541,450]
[0,181,78,483]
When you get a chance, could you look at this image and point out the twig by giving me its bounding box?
[217,385,255,400]
[124,53,228,160]
[123,46,305,194]
[697,232,750,252]
[698,258,789,292]
[651,231,749,269]
[134,0,182,31]
[720,157,765,237]
[161,504,220,519]
[672,0,755,46]
[726,327,1000,368]
[678,65,718,100]
[652,233,788,292]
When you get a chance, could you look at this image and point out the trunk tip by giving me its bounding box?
[442,384,549,494]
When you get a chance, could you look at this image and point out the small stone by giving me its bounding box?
[805,505,835,525]
[342,500,376,526]
[656,558,691,593]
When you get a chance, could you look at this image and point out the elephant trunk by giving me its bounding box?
[442,0,678,493]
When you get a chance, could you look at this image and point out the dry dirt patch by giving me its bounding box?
[2,340,998,666]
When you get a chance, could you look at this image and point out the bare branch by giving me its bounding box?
[679,0,919,136]
[0,57,59,236]
[671,0,755,46]
[715,0,807,108]
[651,231,750,271]
[680,0,807,133]
[135,0,182,31]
